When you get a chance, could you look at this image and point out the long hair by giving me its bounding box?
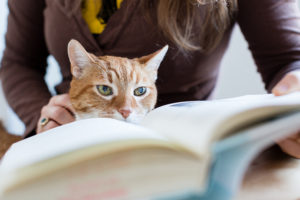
[140,0,238,53]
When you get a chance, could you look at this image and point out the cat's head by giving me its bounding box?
[68,39,168,123]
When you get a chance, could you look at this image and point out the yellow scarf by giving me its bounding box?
[82,0,123,34]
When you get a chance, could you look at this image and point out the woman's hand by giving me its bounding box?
[272,70,300,158]
[36,94,75,134]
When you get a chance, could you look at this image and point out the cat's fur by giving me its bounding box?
[0,41,168,158]
[0,122,22,159]
[68,40,168,123]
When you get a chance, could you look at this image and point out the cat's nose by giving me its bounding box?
[118,109,132,119]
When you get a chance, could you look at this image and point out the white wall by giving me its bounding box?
[214,25,266,99]
[0,1,8,119]
[0,0,288,134]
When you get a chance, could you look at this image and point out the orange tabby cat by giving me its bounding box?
[0,122,22,159]
[68,40,168,123]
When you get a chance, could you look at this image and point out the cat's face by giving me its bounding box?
[68,40,168,123]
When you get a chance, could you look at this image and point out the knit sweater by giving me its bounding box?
[1,0,300,137]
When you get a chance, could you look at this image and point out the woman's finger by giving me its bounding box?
[272,70,300,158]
[278,138,300,159]
[272,70,300,96]
[49,94,75,114]
[37,120,59,134]
[41,105,75,125]
[36,94,76,134]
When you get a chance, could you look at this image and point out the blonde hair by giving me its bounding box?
[140,0,238,53]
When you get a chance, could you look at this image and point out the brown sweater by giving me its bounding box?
[1,0,300,137]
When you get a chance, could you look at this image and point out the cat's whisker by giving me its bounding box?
[68,39,167,124]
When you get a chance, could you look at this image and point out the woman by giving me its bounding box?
[1,0,300,158]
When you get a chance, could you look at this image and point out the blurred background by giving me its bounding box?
[0,0,267,135]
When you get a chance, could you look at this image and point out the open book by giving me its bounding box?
[1,93,300,200]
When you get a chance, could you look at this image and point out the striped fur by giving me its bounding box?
[68,40,168,123]
[0,122,22,159]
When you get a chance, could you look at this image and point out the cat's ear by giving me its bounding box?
[68,39,95,78]
[138,45,169,72]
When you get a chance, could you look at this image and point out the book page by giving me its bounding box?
[141,93,300,156]
[1,148,205,200]
[0,118,169,172]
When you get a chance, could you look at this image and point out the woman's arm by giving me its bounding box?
[237,0,300,157]
[0,0,51,137]
[237,0,300,91]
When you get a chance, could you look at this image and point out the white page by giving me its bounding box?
[141,93,300,155]
[0,118,167,172]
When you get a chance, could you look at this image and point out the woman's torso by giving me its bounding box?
[44,0,234,106]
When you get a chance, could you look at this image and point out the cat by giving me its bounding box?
[0,122,22,159]
[67,39,168,123]
[0,41,168,159]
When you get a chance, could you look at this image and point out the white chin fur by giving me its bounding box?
[75,112,100,120]
[125,115,144,124]
[112,112,145,124]
[75,111,146,124]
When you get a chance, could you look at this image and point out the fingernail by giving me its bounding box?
[276,84,289,94]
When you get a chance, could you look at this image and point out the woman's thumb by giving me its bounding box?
[272,71,300,96]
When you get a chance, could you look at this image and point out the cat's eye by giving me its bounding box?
[134,87,147,96]
[97,85,113,96]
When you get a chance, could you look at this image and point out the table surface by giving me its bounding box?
[237,145,300,200]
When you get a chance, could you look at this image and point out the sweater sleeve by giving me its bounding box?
[0,0,52,137]
[237,0,300,91]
